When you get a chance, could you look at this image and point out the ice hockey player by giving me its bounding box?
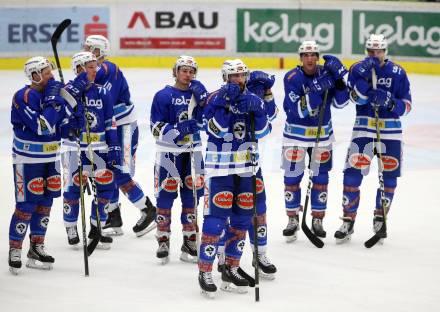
[282,40,349,242]
[150,55,208,264]
[215,70,278,280]
[8,56,70,274]
[62,51,121,249]
[83,35,156,237]
[197,59,271,297]
[335,34,412,243]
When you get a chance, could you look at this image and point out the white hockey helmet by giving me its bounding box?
[365,34,388,51]
[84,35,110,59]
[298,40,320,56]
[221,59,249,82]
[24,56,55,84]
[173,55,198,77]
[71,51,97,75]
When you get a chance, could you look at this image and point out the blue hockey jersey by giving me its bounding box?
[62,82,118,151]
[283,65,349,147]
[11,86,65,164]
[95,60,135,126]
[150,85,203,152]
[347,59,412,140]
[204,88,271,177]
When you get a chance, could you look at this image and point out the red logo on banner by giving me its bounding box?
[128,12,151,28]
[84,15,108,38]
[120,37,225,49]
[213,191,233,209]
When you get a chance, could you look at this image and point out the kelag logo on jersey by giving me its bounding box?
[352,11,440,57]
[0,7,109,53]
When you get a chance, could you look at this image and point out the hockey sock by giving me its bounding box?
[90,198,110,224]
[156,208,171,232]
[248,213,267,249]
[198,216,226,272]
[375,177,397,215]
[30,203,51,238]
[9,205,34,248]
[181,207,196,232]
[311,183,328,216]
[284,183,301,217]
[342,185,360,218]
[120,179,145,207]
[63,198,79,226]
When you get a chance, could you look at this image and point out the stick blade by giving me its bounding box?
[364,235,382,248]
[301,222,325,248]
[51,19,72,45]
[87,237,100,256]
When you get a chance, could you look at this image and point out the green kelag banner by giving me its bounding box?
[237,9,342,54]
[352,10,440,58]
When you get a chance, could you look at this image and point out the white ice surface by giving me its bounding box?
[0,69,439,312]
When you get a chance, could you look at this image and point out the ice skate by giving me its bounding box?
[311,217,327,238]
[26,241,54,270]
[88,224,113,250]
[103,204,123,236]
[133,197,156,237]
[217,250,225,273]
[253,252,277,280]
[199,271,217,299]
[373,215,386,244]
[8,248,22,275]
[180,233,197,263]
[283,215,299,242]
[156,233,170,265]
[66,225,80,246]
[334,217,355,244]
[220,265,249,294]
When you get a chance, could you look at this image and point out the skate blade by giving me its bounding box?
[180,252,197,263]
[135,223,157,237]
[9,267,19,275]
[26,259,53,270]
[259,270,276,280]
[103,227,124,236]
[220,282,248,294]
[285,233,298,243]
[335,235,352,245]
[97,242,112,250]
[200,289,216,299]
[158,256,169,265]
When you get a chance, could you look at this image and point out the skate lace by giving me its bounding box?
[338,218,352,233]
[258,253,272,267]
[185,237,197,251]
[230,266,244,280]
[158,242,169,252]
[203,272,214,284]
[10,248,21,261]
[312,218,323,231]
[373,218,384,233]
[286,217,299,230]
[35,244,49,257]
[136,211,147,226]
[67,226,78,239]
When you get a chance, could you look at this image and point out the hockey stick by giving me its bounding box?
[187,95,200,258]
[300,90,329,249]
[51,19,90,276]
[249,112,260,302]
[364,68,387,248]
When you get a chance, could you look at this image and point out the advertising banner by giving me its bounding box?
[236,8,342,54]
[0,7,110,54]
[115,4,231,52]
[352,10,440,57]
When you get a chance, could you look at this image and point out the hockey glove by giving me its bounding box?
[323,55,348,80]
[189,80,209,105]
[237,94,265,116]
[308,74,335,94]
[356,57,381,80]
[368,88,393,109]
[66,72,89,101]
[248,71,275,89]
[107,145,122,167]
[219,83,241,102]
[175,119,199,140]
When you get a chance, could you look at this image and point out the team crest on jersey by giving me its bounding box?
[236,240,246,252]
[213,191,233,209]
[73,171,89,187]
[184,175,204,190]
[15,222,27,235]
[318,192,328,203]
[203,244,216,258]
[85,111,99,129]
[257,225,267,238]
[27,177,44,195]
[95,169,114,185]
[349,153,371,170]
[382,156,399,171]
[284,147,306,162]
[315,149,331,163]
[40,216,49,229]
[162,177,179,192]
[285,191,295,202]
[256,178,264,194]
[47,175,61,192]
[233,121,246,140]
[178,111,188,122]
[237,192,253,210]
